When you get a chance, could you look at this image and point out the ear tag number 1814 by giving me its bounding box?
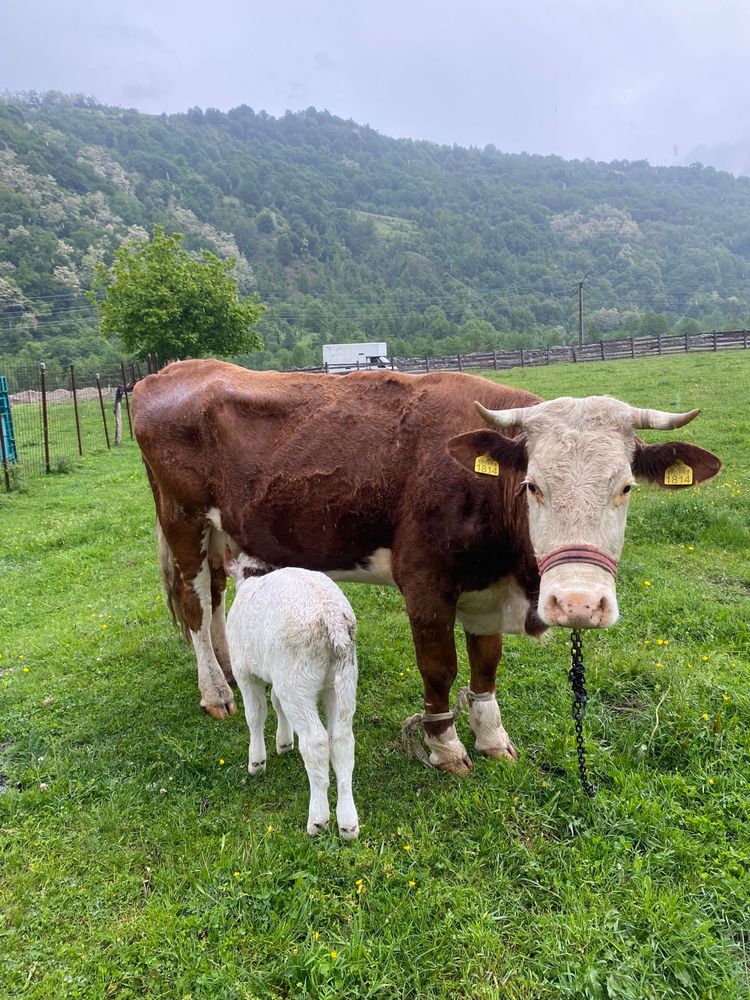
[474,454,500,476]
[664,460,693,486]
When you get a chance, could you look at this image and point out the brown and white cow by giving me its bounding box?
[132,360,721,773]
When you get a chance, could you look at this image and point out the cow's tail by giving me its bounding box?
[156,518,192,643]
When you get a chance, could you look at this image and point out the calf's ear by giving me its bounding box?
[446,430,527,476]
[632,440,722,488]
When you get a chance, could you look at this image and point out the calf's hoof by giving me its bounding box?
[307,819,330,837]
[338,823,360,841]
[201,698,237,720]
[248,759,266,776]
[276,741,294,756]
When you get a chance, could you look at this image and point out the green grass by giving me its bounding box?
[1,352,749,998]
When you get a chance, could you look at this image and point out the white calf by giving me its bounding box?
[225,557,359,840]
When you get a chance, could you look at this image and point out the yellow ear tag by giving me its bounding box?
[664,460,693,486]
[474,454,500,476]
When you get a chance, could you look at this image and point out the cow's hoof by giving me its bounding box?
[276,741,294,756]
[248,759,266,775]
[433,753,473,774]
[201,699,237,720]
[479,743,518,762]
[339,824,360,841]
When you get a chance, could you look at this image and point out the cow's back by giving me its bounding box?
[132,360,540,571]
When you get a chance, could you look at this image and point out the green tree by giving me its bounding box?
[89,226,265,360]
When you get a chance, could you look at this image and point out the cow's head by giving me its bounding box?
[447,396,721,629]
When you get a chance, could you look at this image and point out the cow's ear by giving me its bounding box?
[632,440,722,489]
[446,430,527,476]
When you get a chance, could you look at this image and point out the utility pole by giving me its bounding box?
[577,272,590,348]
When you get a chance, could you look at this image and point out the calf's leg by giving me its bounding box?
[465,632,517,761]
[239,675,268,774]
[276,686,331,836]
[324,672,359,841]
[271,689,294,755]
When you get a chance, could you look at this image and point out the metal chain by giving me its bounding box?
[569,629,597,797]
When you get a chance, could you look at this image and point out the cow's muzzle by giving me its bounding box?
[538,546,619,629]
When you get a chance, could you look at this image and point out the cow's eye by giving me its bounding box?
[622,484,632,494]
[527,482,538,495]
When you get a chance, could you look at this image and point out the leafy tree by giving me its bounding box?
[89,226,264,360]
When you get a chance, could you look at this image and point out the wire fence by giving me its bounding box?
[1,331,749,491]
[0,359,150,491]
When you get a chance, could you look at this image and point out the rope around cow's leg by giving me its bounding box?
[400,686,472,767]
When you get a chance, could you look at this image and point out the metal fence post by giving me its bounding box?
[0,412,10,492]
[120,361,133,438]
[40,362,51,474]
[457,353,462,371]
[70,365,83,456]
[425,356,430,372]
[96,373,111,449]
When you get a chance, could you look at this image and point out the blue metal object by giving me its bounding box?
[0,375,18,462]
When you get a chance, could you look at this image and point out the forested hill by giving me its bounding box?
[3,93,750,371]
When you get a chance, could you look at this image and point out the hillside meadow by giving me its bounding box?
[1,351,749,999]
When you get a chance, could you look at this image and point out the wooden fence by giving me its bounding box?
[307,329,750,375]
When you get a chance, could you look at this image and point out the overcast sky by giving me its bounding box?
[4,0,750,173]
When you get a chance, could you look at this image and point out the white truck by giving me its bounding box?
[322,342,391,372]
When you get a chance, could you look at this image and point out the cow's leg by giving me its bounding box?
[465,632,517,761]
[402,598,472,774]
[164,520,236,719]
[209,563,235,687]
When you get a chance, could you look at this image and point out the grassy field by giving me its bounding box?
[1,351,749,999]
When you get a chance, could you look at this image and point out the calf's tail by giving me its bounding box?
[327,613,358,726]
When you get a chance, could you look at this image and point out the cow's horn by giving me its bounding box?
[631,406,700,430]
[475,401,538,428]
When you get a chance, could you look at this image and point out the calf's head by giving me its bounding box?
[448,396,721,629]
